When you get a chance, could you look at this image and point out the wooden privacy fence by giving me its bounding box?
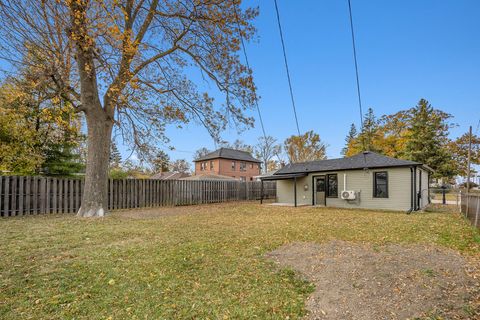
[0,176,276,217]
[460,193,480,229]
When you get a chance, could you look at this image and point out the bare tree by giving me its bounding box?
[169,159,190,173]
[254,136,281,174]
[219,139,253,153]
[194,147,211,160]
[0,0,258,216]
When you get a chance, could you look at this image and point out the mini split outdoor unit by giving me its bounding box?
[341,190,356,200]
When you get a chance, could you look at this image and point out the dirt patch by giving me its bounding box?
[267,241,479,320]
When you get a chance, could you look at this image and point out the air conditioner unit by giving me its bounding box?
[341,190,356,200]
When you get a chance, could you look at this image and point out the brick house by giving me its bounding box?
[193,148,261,181]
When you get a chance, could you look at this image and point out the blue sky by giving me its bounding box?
[1,1,478,164]
[158,0,480,163]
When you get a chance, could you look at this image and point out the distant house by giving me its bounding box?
[181,173,237,181]
[193,148,261,181]
[150,172,190,180]
[253,170,278,181]
[261,151,432,212]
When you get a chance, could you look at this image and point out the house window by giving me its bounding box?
[326,174,338,197]
[200,162,205,171]
[373,171,388,198]
[240,176,246,182]
[231,161,236,170]
[250,163,253,169]
[240,162,246,171]
[210,161,214,170]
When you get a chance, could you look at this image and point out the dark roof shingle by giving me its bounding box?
[275,151,421,175]
[194,148,261,163]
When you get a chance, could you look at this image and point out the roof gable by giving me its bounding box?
[275,151,421,175]
[194,147,261,163]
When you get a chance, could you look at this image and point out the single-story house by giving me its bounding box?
[260,151,432,212]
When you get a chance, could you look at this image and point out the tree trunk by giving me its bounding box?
[77,109,113,217]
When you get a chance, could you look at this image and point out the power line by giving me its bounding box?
[273,0,301,136]
[232,0,267,141]
[347,0,365,145]
[233,1,285,167]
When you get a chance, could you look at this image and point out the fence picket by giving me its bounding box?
[3,176,10,217]
[11,176,17,216]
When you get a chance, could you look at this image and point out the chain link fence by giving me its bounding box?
[460,192,480,229]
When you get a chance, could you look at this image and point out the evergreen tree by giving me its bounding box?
[42,140,84,176]
[404,99,454,178]
[344,108,381,155]
[150,151,170,172]
[109,141,122,168]
[361,107,380,152]
[341,123,357,156]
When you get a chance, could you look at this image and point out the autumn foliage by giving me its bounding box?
[343,99,478,178]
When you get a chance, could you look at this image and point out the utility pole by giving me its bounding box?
[467,126,472,193]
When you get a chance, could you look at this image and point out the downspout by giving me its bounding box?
[427,171,431,204]
[311,176,315,206]
[343,173,347,191]
[407,167,414,214]
[418,169,422,209]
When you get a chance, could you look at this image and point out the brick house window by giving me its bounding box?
[250,163,253,169]
[240,162,246,171]
[231,161,236,170]
[200,162,205,171]
[210,161,214,170]
[240,176,246,182]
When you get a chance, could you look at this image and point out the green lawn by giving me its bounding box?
[1,203,479,319]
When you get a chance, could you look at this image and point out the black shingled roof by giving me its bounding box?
[275,151,422,175]
[194,147,261,163]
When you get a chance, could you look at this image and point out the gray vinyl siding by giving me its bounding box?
[276,176,311,206]
[276,167,414,211]
[417,168,429,209]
